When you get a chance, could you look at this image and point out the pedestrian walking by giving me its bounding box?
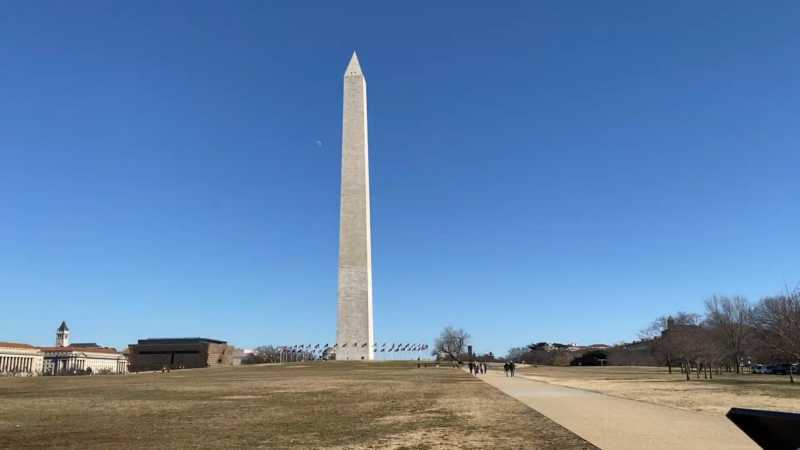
[469,362,474,374]
[510,361,516,377]
[503,362,510,377]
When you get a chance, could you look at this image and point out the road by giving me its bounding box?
[477,369,759,450]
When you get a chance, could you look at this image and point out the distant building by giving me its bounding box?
[40,346,127,375]
[0,342,44,375]
[232,348,253,365]
[588,344,611,350]
[2,322,127,376]
[127,337,234,371]
[55,321,69,347]
[617,338,657,351]
[39,322,127,375]
[322,347,336,360]
[661,316,702,338]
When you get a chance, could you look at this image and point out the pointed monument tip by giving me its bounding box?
[345,51,363,77]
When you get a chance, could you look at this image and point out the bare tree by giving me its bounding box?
[433,326,471,363]
[506,347,526,362]
[552,350,575,366]
[667,321,706,380]
[704,295,753,373]
[640,312,701,374]
[751,287,800,383]
[242,345,279,364]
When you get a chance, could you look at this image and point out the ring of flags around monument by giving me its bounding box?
[276,343,429,357]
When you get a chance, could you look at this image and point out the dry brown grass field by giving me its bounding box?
[0,362,596,450]
[514,364,800,416]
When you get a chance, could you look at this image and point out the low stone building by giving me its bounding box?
[2,322,127,376]
[40,346,127,374]
[127,338,234,371]
[0,342,44,375]
[232,348,253,365]
[39,322,127,375]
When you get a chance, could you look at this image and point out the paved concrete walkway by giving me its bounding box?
[477,370,758,450]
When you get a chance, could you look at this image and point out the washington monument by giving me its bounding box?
[336,52,374,361]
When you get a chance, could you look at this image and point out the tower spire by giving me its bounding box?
[345,52,363,77]
[56,321,70,347]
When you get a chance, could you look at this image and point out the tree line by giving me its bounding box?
[639,287,799,382]
[504,285,800,383]
[241,346,282,364]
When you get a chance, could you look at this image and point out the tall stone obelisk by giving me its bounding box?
[336,52,374,361]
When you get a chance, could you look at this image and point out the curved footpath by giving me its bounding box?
[478,370,759,450]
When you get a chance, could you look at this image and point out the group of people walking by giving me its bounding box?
[461,361,517,377]
[468,361,487,375]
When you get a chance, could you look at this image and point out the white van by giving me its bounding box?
[753,364,772,374]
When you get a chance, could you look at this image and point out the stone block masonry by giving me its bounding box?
[127,338,234,371]
[336,52,374,361]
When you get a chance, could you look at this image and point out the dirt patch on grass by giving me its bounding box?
[218,395,264,400]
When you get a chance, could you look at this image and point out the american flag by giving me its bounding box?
[343,343,347,347]
[334,343,338,348]
[382,343,386,347]
[324,343,329,347]
[362,343,367,347]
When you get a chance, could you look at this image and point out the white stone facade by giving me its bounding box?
[0,343,44,376]
[40,348,127,375]
[336,52,374,361]
[55,321,70,347]
[232,348,253,366]
[1,322,128,376]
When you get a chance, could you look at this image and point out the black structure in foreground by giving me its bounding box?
[726,407,800,450]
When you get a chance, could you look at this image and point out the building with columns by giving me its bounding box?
[40,346,127,375]
[39,321,128,375]
[0,342,44,375]
[1,322,128,376]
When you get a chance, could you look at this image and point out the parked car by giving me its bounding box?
[753,365,772,374]
[772,364,790,375]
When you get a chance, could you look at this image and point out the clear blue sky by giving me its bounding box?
[1,1,798,355]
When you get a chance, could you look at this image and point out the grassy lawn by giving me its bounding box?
[513,365,800,416]
[0,362,596,450]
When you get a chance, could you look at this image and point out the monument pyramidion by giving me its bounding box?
[336,52,374,361]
